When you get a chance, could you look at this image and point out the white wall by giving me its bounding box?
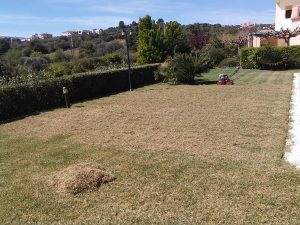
[275,0,300,46]
[275,0,297,30]
[252,36,261,48]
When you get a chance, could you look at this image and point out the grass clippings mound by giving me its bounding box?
[49,163,116,195]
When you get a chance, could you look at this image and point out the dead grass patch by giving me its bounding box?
[48,163,116,195]
[0,83,292,162]
[0,69,298,224]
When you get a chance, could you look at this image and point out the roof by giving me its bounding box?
[253,30,278,37]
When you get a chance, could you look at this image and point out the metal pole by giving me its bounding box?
[125,31,132,91]
[70,35,74,60]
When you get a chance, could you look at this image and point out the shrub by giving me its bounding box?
[209,48,226,66]
[96,40,124,56]
[45,63,71,78]
[219,58,240,67]
[29,40,48,54]
[22,47,33,57]
[71,57,107,73]
[241,46,300,70]
[0,39,10,56]
[50,48,67,63]
[0,64,48,86]
[80,42,96,57]
[155,53,209,84]
[19,56,50,71]
[0,64,160,121]
[3,49,22,65]
[240,48,258,69]
[30,51,43,57]
[103,53,123,64]
[129,51,138,64]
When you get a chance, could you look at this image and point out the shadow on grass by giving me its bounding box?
[194,79,217,85]
[0,81,159,125]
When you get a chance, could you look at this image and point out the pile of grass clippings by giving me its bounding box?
[49,163,116,195]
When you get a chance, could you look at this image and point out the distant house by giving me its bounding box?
[30,33,39,41]
[62,29,101,37]
[252,0,300,47]
[92,29,103,34]
[40,33,53,39]
[78,30,92,35]
[62,30,79,36]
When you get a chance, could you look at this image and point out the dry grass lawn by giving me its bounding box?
[1,69,300,224]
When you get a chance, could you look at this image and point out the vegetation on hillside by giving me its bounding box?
[0,16,270,86]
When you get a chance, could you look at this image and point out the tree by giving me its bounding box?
[164,21,189,54]
[264,28,300,46]
[119,21,126,29]
[3,48,22,65]
[191,32,209,50]
[29,40,48,54]
[137,16,189,64]
[228,23,256,55]
[0,39,10,56]
[51,48,67,62]
[156,18,165,30]
[19,56,50,71]
[80,41,96,57]
[137,15,168,64]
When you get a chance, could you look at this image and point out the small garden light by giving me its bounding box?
[63,87,71,108]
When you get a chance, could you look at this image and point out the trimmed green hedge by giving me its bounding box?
[241,46,300,70]
[0,64,160,121]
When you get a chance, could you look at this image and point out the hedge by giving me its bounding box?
[0,64,160,121]
[241,45,300,70]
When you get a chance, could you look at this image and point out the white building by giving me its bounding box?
[40,33,53,39]
[275,0,300,45]
[78,30,92,35]
[62,30,79,37]
[253,0,300,47]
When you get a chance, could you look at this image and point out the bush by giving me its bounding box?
[219,58,240,67]
[0,64,160,121]
[155,53,209,84]
[71,57,107,73]
[45,63,71,78]
[50,48,67,63]
[241,46,300,70]
[22,47,33,57]
[3,65,45,85]
[3,49,22,65]
[103,53,123,65]
[30,51,43,57]
[0,39,10,56]
[19,56,50,71]
[80,42,96,57]
[209,48,226,66]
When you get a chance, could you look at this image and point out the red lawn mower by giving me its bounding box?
[217,74,234,85]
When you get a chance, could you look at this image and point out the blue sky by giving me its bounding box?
[0,0,275,37]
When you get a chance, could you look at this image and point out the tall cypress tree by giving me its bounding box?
[137,15,168,64]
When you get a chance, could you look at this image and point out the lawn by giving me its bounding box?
[1,69,300,224]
